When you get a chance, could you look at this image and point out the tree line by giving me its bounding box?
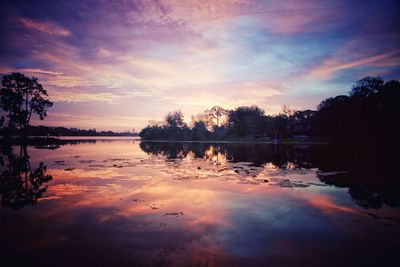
[140,76,400,143]
[0,125,138,137]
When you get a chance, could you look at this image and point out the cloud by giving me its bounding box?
[16,68,63,75]
[0,67,63,76]
[50,90,152,103]
[0,0,399,130]
[19,17,71,36]
[308,51,400,80]
[31,112,152,131]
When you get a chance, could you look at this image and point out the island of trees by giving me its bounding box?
[140,77,400,143]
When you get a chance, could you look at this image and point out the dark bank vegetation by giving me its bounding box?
[140,77,400,143]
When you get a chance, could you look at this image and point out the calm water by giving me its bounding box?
[0,138,399,266]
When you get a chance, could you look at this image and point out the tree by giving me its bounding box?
[349,76,384,98]
[207,106,228,127]
[316,76,400,142]
[165,111,185,128]
[282,104,295,117]
[227,106,265,137]
[192,106,228,130]
[191,121,209,140]
[0,73,53,137]
[292,110,317,135]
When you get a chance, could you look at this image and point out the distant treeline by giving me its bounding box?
[140,77,400,143]
[0,125,138,137]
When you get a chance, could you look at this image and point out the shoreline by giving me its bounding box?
[0,136,330,145]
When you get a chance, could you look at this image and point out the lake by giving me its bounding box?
[0,138,399,266]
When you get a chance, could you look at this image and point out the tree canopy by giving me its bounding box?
[0,73,53,135]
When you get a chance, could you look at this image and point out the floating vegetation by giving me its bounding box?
[164,212,184,217]
[269,178,310,188]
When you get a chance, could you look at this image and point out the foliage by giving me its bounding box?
[226,105,265,137]
[139,76,399,143]
[0,73,53,136]
[192,106,228,129]
[317,76,400,142]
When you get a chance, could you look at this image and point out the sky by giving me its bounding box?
[0,0,399,131]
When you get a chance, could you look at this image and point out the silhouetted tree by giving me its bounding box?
[191,121,210,140]
[0,73,53,137]
[227,106,265,137]
[350,76,384,98]
[165,111,185,128]
[292,110,317,135]
[316,76,400,142]
[270,114,289,139]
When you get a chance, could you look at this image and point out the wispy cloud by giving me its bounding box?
[32,112,152,131]
[309,51,400,80]
[0,67,63,76]
[19,17,71,36]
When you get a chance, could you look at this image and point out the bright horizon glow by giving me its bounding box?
[0,0,399,131]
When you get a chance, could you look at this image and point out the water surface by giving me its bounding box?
[0,138,399,266]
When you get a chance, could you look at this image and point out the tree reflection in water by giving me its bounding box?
[0,145,52,209]
[140,141,400,209]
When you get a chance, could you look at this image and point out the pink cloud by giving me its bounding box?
[0,67,63,76]
[255,1,349,34]
[19,17,71,36]
[31,112,152,131]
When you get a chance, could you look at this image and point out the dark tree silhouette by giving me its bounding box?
[0,145,53,209]
[191,121,210,140]
[317,76,400,142]
[165,111,186,128]
[0,73,53,137]
[227,106,265,137]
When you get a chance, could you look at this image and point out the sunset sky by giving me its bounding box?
[1,0,399,131]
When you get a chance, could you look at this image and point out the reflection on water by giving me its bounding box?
[0,139,399,266]
[0,145,52,209]
[141,142,400,209]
